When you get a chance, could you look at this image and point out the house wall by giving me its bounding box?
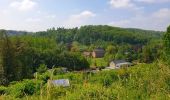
[92,51,96,58]
[116,63,132,69]
[109,62,116,69]
[92,51,105,58]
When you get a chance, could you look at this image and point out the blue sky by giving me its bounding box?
[0,0,170,31]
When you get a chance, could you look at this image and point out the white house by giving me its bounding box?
[109,60,132,69]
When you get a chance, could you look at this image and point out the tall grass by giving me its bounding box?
[0,61,170,100]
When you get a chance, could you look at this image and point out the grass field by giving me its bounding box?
[0,61,170,100]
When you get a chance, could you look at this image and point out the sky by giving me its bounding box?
[0,0,170,32]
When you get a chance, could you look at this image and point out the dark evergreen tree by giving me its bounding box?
[163,25,170,63]
[0,30,15,85]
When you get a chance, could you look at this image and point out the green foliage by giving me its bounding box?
[0,25,163,86]
[7,79,41,98]
[0,31,33,85]
[35,71,50,83]
[92,71,118,86]
[1,62,170,99]
[163,25,170,63]
[36,64,48,74]
[0,25,166,99]
[63,84,117,100]
[35,25,162,46]
[52,67,67,75]
[47,87,67,99]
[0,30,15,84]
[104,45,118,62]
[0,86,7,95]
[88,58,108,67]
[167,25,170,33]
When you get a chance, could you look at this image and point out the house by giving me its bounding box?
[83,51,91,57]
[92,48,105,58]
[109,60,132,69]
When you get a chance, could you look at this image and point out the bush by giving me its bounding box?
[61,84,117,100]
[48,87,67,99]
[89,70,118,87]
[7,80,39,98]
[53,67,67,75]
[2,62,170,99]
[36,71,50,83]
[0,86,7,95]
[36,64,48,74]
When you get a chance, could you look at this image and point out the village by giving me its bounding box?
[49,48,134,87]
[83,48,132,70]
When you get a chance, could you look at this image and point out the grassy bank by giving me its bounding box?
[0,62,170,100]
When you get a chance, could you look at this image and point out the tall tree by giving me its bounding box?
[0,30,16,85]
[163,25,170,63]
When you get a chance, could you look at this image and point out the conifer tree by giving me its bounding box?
[163,25,170,63]
[0,30,15,84]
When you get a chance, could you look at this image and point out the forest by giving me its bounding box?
[0,25,170,100]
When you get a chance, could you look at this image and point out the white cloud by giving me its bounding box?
[71,10,96,19]
[152,8,170,19]
[64,10,96,27]
[136,0,170,3]
[109,0,135,8]
[26,18,41,23]
[10,0,37,11]
[109,8,170,31]
[24,13,59,31]
[109,20,130,26]
[45,15,56,19]
[26,14,57,23]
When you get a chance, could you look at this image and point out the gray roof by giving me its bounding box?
[111,60,132,68]
[116,62,132,66]
[93,48,105,52]
[112,60,127,65]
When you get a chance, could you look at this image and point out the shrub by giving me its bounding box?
[48,87,67,99]
[53,67,67,75]
[89,70,118,87]
[37,72,50,83]
[7,80,38,98]
[61,84,117,100]
[36,64,48,74]
[0,86,7,95]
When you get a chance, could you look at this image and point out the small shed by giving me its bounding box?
[109,60,132,69]
[92,48,105,58]
[49,79,70,87]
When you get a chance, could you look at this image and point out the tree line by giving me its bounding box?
[0,30,89,85]
[0,25,168,85]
